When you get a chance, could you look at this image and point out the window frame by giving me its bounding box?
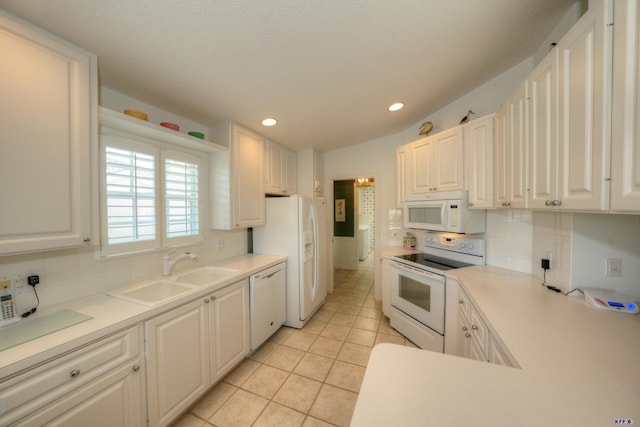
[99,134,206,257]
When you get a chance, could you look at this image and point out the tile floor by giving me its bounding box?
[171,255,417,427]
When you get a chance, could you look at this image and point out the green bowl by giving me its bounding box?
[188,131,205,139]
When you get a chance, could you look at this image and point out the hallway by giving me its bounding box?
[172,256,417,427]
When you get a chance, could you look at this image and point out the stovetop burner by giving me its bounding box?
[394,253,473,271]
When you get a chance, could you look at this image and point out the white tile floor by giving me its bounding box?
[171,256,417,427]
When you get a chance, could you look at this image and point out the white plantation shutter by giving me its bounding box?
[164,152,200,243]
[100,134,204,256]
[101,137,158,255]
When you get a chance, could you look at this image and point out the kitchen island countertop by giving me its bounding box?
[351,265,640,427]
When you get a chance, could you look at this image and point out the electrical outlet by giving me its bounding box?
[605,258,621,277]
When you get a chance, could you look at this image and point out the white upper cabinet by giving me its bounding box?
[611,0,640,212]
[296,148,324,198]
[210,122,265,229]
[556,0,612,211]
[494,103,509,207]
[395,144,410,207]
[0,10,97,255]
[408,127,464,195]
[265,139,297,196]
[496,81,529,209]
[529,49,559,209]
[464,114,495,209]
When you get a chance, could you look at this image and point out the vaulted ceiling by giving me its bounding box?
[0,0,577,151]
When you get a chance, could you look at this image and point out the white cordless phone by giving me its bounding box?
[0,278,19,327]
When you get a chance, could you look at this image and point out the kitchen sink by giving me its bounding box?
[108,280,194,307]
[173,267,238,286]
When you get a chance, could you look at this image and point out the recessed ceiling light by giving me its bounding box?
[388,102,405,112]
[261,118,278,126]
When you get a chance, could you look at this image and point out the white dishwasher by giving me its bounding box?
[249,262,287,350]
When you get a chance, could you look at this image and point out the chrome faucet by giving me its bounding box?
[163,249,198,276]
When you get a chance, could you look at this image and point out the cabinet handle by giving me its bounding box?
[132,365,140,373]
[69,369,81,378]
[468,203,474,207]
[471,324,478,331]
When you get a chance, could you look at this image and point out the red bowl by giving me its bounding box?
[160,122,180,131]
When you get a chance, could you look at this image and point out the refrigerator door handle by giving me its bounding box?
[310,205,319,302]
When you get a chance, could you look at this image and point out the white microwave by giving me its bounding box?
[404,190,485,234]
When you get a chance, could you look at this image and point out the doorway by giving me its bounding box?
[332,178,375,271]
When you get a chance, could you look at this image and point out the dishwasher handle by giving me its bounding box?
[250,262,285,283]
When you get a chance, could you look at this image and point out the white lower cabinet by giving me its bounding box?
[145,279,250,426]
[454,286,518,368]
[0,326,144,426]
[209,279,250,382]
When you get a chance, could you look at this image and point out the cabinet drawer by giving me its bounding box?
[0,325,141,424]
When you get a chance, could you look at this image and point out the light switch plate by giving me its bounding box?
[605,258,621,277]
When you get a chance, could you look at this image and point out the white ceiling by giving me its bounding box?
[0,0,576,152]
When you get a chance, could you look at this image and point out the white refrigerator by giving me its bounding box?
[253,195,327,328]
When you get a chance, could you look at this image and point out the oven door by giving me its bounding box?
[389,261,445,335]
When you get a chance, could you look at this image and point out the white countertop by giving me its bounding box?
[0,254,285,379]
[352,265,640,427]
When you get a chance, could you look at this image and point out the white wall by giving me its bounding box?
[571,214,640,300]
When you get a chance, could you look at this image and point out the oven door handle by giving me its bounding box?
[391,261,444,281]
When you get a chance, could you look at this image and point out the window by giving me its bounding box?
[100,135,203,256]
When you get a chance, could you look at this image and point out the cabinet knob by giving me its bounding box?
[211,296,216,301]
[69,369,81,378]
[204,298,210,303]
[545,200,553,206]
[471,324,479,331]
[458,299,464,304]
[465,333,471,338]
[462,326,468,332]
[83,237,91,243]
[132,365,140,373]
[468,203,474,207]
[552,200,562,206]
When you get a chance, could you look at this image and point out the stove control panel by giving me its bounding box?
[423,232,485,257]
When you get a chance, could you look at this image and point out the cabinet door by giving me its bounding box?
[507,81,529,208]
[529,50,559,209]
[210,279,250,382]
[283,149,297,195]
[0,11,97,255]
[494,103,510,207]
[465,115,494,208]
[396,145,409,206]
[456,309,471,359]
[146,298,210,427]
[433,127,464,192]
[611,0,640,212]
[265,140,283,194]
[314,149,324,196]
[13,361,144,427]
[557,0,612,211]
[409,137,435,194]
[233,125,265,227]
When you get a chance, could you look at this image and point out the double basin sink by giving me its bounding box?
[108,267,239,307]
